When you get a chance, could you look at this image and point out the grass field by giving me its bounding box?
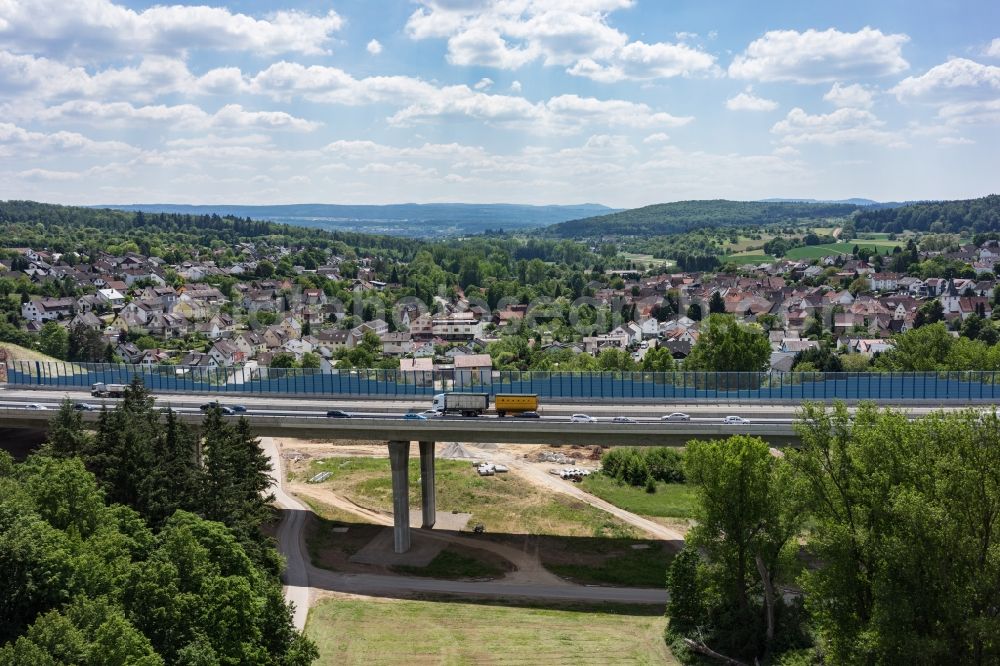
[718,253,775,265]
[305,597,676,665]
[302,457,638,538]
[784,240,903,260]
[0,342,62,363]
[542,539,675,587]
[392,549,508,579]
[0,342,89,375]
[580,475,698,519]
[620,252,675,269]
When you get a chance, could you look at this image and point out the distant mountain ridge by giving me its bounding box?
[98,202,618,238]
[547,199,863,238]
[760,198,918,208]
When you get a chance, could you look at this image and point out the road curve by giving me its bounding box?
[263,437,312,631]
[261,437,668,633]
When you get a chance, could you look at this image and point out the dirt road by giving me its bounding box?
[478,445,686,543]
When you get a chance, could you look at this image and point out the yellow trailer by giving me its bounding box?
[494,393,539,417]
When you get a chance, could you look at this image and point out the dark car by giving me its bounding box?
[200,402,235,415]
[73,402,98,411]
[514,411,540,418]
[230,404,247,413]
[326,410,352,418]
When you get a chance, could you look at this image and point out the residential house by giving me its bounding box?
[454,354,492,387]
[97,288,126,308]
[208,340,245,367]
[116,341,143,364]
[21,297,74,322]
[381,332,413,356]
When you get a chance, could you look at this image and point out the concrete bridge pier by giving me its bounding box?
[419,441,436,528]
[388,440,411,554]
[388,440,438,553]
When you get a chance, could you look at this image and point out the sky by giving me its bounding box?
[0,0,998,208]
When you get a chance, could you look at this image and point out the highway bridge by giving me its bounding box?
[2,387,992,553]
[0,388,805,553]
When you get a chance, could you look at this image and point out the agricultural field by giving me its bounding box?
[784,240,903,260]
[620,252,675,270]
[305,597,676,666]
[718,253,775,265]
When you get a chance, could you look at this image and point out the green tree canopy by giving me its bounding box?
[683,315,771,373]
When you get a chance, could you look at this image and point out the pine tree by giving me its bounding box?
[44,399,90,458]
[88,378,159,508]
[708,291,726,315]
[138,408,202,527]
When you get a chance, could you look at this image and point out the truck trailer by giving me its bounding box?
[494,393,539,417]
[431,392,489,416]
[91,382,127,398]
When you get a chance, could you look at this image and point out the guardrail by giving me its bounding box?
[0,406,799,446]
[7,361,1000,402]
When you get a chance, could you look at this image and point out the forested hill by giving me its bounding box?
[547,199,861,238]
[854,195,1000,234]
[102,202,617,238]
[0,200,423,259]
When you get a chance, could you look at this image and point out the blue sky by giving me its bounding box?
[0,0,997,207]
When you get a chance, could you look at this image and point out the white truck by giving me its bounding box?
[431,392,489,417]
[91,382,127,398]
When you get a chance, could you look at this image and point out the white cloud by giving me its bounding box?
[0,51,248,102]
[245,61,690,134]
[938,136,974,145]
[0,122,138,157]
[643,132,670,144]
[891,58,1000,101]
[0,0,342,60]
[729,27,909,83]
[18,168,83,181]
[510,80,522,92]
[986,38,1000,58]
[771,107,907,147]
[824,82,875,109]
[937,99,1000,125]
[405,0,716,82]
[367,39,383,55]
[892,59,1000,125]
[568,40,719,82]
[473,77,494,91]
[33,101,320,132]
[725,87,778,111]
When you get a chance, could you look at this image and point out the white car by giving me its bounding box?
[723,415,749,425]
[418,409,443,418]
[661,412,691,422]
[612,416,636,424]
[25,403,47,410]
[571,413,597,423]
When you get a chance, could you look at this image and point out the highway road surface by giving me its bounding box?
[260,437,668,633]
[2,386,991,421]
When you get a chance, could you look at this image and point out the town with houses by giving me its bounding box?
[6,238,999,375]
